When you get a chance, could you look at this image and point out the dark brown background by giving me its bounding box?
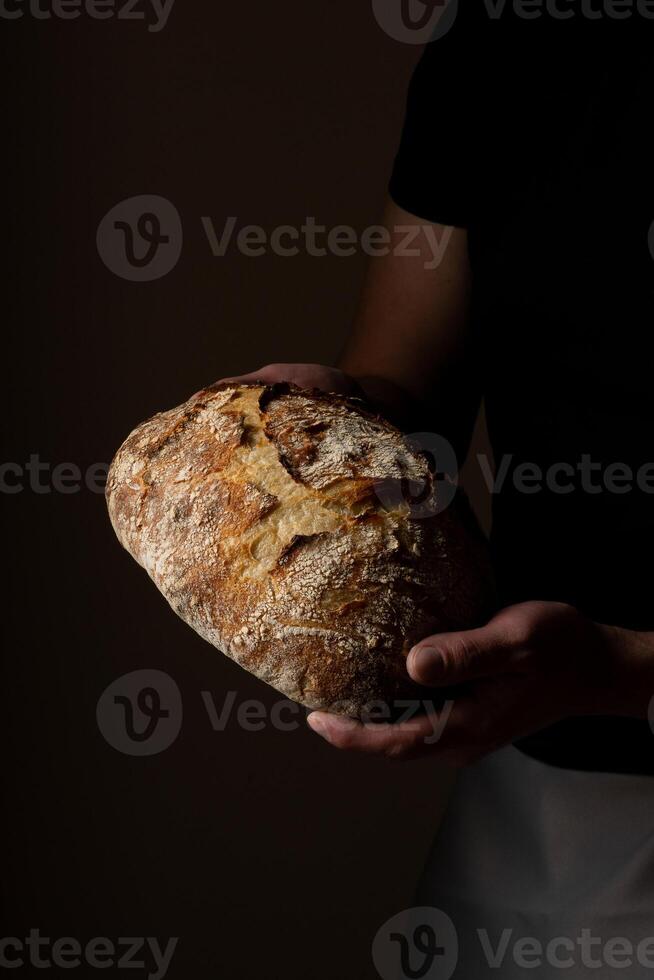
[6,4,489,977]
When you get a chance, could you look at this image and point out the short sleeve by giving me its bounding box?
[389,5,482,228]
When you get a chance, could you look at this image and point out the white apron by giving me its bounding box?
[414,746,654,979]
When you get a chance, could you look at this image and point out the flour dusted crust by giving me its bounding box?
[106,382,495,716]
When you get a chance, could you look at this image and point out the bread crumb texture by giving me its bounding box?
[106,383,495,716]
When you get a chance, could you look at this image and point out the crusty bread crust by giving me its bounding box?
[106,383,495,716]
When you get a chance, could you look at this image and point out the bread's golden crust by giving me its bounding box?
[106,383,495,716]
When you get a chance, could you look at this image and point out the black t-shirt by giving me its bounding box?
[389,2,654,774]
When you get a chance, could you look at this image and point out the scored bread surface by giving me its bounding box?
[106,383,494,716]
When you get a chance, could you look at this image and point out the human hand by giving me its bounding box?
[198,363,363,399]
[307,601,652,766]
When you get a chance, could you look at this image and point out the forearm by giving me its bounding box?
[339,343,480,458]
[600,623,654,719]
[337,371,428,433]
[337,199,479,457]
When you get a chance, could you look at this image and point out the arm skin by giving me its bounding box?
[215,199,654,766]
[337,199,479,460]
[221,200,479,461]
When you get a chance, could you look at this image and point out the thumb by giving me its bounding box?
[407,620,513,687]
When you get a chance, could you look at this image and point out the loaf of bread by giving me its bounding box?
[107,382,495,716]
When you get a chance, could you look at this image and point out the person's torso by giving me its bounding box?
[463,11,654,770]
